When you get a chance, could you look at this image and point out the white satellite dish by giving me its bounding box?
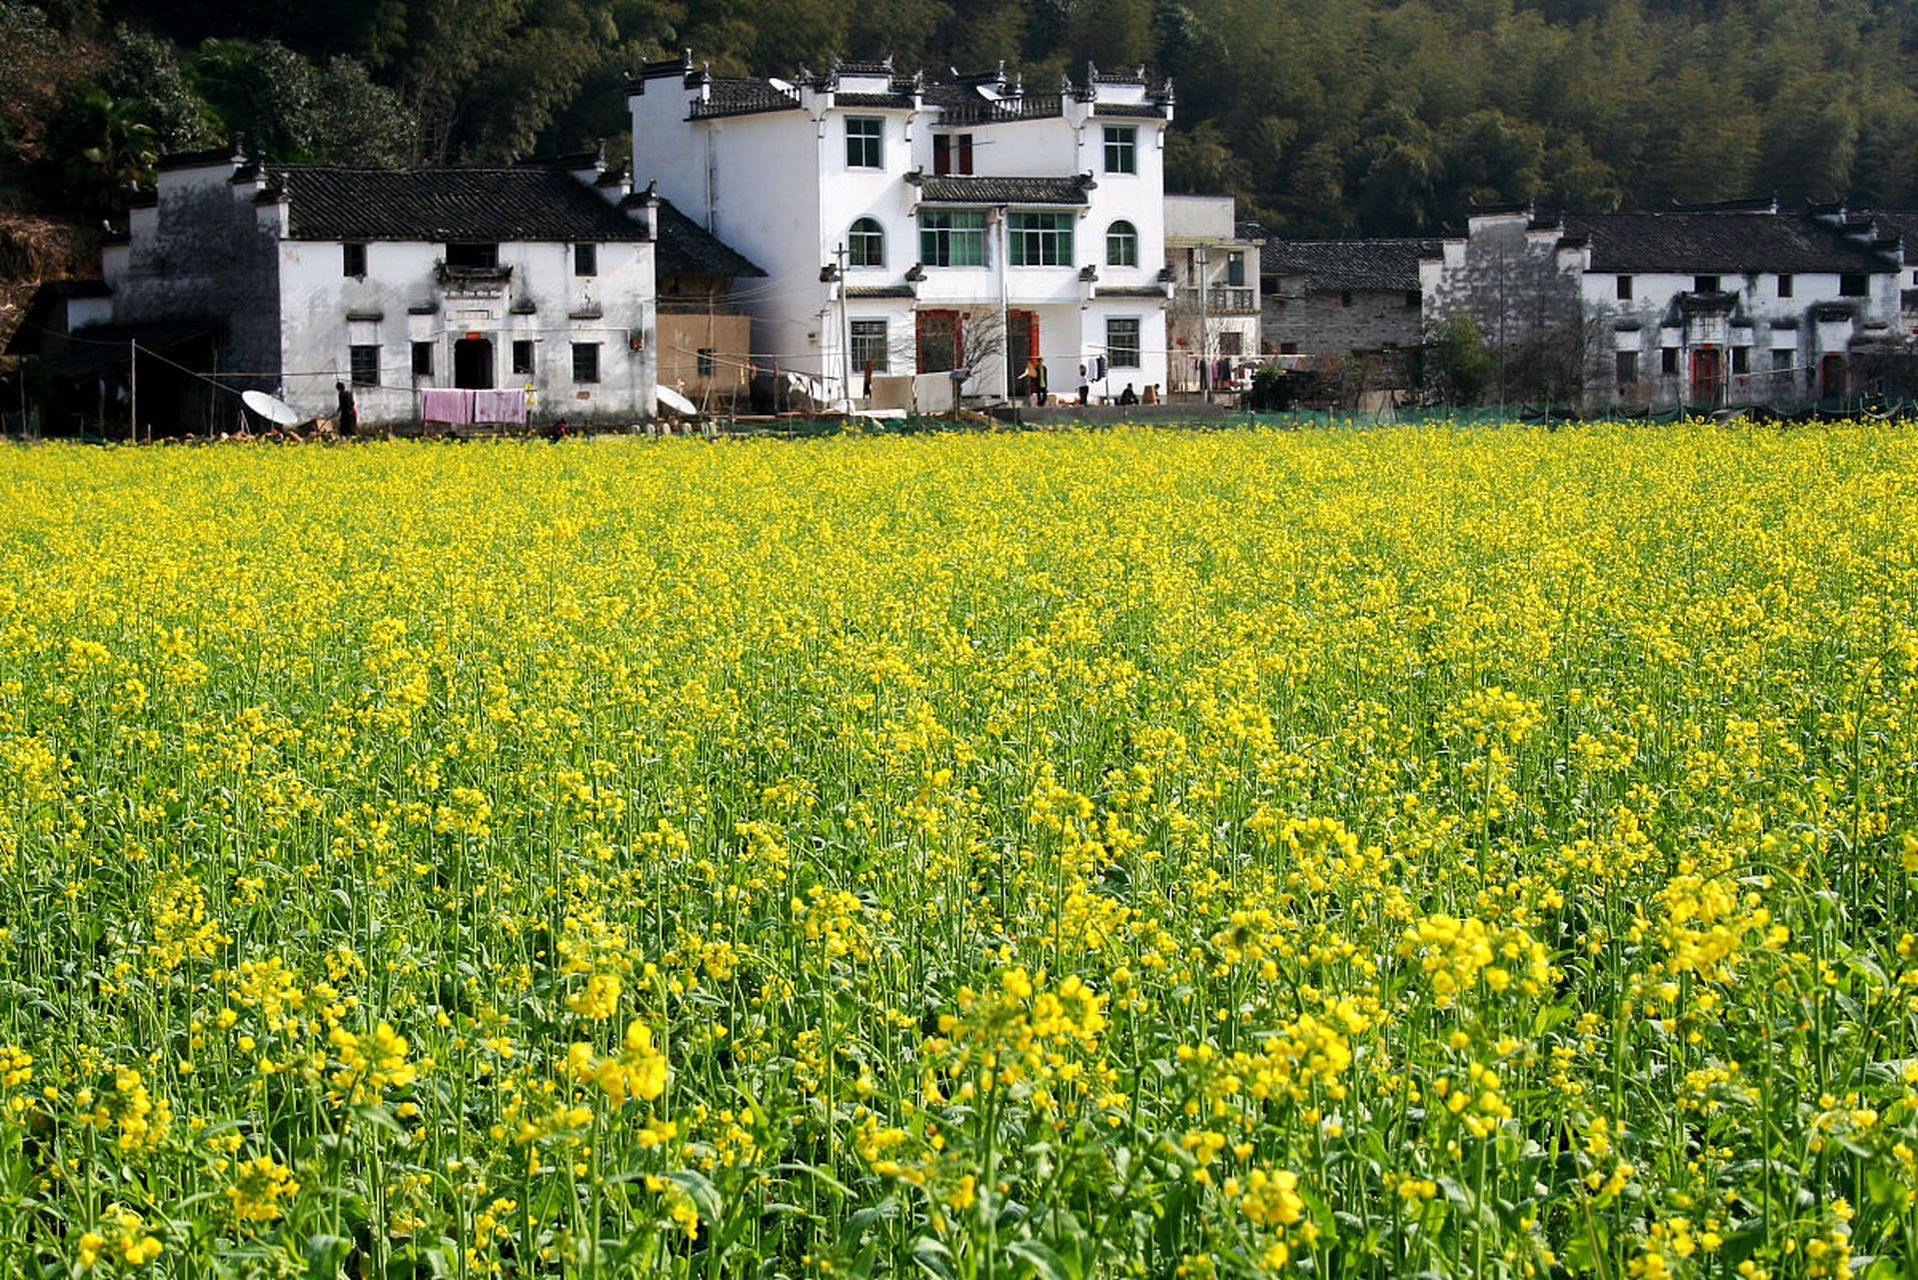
[655,385,699,417]
[242,390,302,426]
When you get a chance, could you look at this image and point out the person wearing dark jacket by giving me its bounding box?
[1118,383,1139,406]
[335,381,358,437]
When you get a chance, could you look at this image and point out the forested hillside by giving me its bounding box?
[5,0,1918,237]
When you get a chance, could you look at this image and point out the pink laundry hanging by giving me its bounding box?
[473,389,527,425]
[419,388,475,425]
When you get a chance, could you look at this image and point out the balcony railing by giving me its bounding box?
[1178,284,1257,314]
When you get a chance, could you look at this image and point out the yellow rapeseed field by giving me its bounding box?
[1,424,1916,1280]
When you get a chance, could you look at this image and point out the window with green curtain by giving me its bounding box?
[918,210,986,267]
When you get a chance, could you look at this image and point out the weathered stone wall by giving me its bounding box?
[108,168,283,391]
[1423,213,1588,402]
[1261,285,1422,356]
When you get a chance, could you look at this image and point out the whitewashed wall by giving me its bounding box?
[277,238,656,427]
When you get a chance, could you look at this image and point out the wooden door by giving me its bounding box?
[1691,347,1721,405]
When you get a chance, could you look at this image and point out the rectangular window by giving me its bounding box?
[932,133,976,175]
[572,342,600,384]
[1661,346,1679,376]
[850,319,889,373]
[1771,348,1793,390]
[446,243,500,269]
[1218,331,1243,356]
[1340,290,1353,307]
[1404,288,1421,310]
[845,117,883,169]
[1106,316,1141,368]
[1777,273,1793,298]
[1226,252,1245,287]
[411,341,433,378]
[1102,126,1137,174]
[1616,351,1638,387]
[696,348,715,377]
[1693,274,1720,293]
[575,243,598,276]
[1732,345,1750,374]
[1616,274,1632,301]
[1840,272,1868,297]
[512,341,535,377]
[343,243,367,277]
[1008,211,1074,267]
[1280,341,1299,355]
[350,344,379,387]
[918,210,987,267]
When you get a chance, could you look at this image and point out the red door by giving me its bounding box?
[1691,347,1721,405]
[1007,310,1040,394]
[1820,354,1845,399]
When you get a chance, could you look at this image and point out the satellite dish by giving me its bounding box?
[242,390,302,426]
[655,385,699,417]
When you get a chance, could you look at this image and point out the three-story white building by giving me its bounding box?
[629,54,1173,404]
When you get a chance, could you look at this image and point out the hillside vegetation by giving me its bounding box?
[6,0,1918,240]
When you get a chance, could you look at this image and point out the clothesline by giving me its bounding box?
[418,387,529,426]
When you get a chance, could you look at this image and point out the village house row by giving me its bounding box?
[9,51,1918,431]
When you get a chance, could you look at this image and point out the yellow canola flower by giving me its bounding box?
[568,1020,669,1106]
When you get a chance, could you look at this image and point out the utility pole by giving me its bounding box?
[1197,246,1210,403]
[996,205,1010,403]
[129,339,138,444]
[835,242,852,406]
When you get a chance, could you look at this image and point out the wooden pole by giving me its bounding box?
[129,339,137,444]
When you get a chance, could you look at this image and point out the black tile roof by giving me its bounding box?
[40,279,111,298]
[38,319,221,378]
[921,83,981,112]
[915,174,1091,205]
[691,77,801,119]
[846,284,916,298]
[1862,210,1918,248]
[267,165,653,242]
[1259,238,1439,292]
[836,92,915,109]
[1090,103,1165,119]
[1559,211,1893,274]
[655,200,766,278]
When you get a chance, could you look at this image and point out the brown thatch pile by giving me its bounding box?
[0,212,100,356]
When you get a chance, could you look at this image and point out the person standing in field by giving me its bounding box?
[335,381,358,438]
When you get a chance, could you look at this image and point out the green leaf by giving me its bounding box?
[1007,1239,1070,1280]
[305,1233,353,1280]
[663,1168,724,1227]
[912,1236,956,1280]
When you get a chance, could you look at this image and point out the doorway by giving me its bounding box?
[1006,310,1039,397]
[1819,353,1845,400]
[1690,346,1721,405]
[454,337,495,390]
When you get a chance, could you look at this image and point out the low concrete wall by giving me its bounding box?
[989,402,1234,425]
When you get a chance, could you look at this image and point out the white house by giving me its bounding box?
[99,146,670,429]
[629,54,1173,404]
[1163,194,1260,393]
[1422,199,1909,409]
